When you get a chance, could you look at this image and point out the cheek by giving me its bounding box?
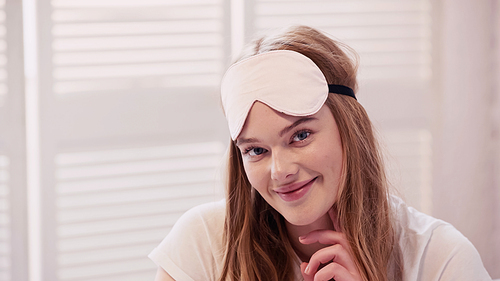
[309,143,336,165]
[324,149,342,170]
[313,142,343,177]
[329,154,343,186]
[242,162,265,190]
[243,163,268,192]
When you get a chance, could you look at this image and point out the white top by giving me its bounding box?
[149,197,492,281]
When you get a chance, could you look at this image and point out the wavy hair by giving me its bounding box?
[219,25,401,281]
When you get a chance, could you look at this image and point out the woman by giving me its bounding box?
[150,26,491,281]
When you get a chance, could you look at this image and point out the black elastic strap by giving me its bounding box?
[328,84,356,100]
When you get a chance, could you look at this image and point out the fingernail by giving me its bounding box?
[305,264,311,275]
[299,235,306,240]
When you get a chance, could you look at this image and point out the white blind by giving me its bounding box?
[37,0,230,280]
[0,156,9,281]
[0,0,5,108]
[0,0,5,121]
[383,129,432,213]
[0,0,27,280]
[251,0,432,80]
[54,142,224,281]
[51,0,227,95]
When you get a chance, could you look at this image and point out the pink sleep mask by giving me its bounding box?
[221,50,330,140]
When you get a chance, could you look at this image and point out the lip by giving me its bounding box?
[274,177,317,202]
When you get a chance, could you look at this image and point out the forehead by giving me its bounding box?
[244,102,298,126]
[237,101,333,141]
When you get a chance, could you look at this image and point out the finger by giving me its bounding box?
[300,262,314,281]
[313,262,358,281]
[306,244,358,276]
[328,206,341,232]
[299,230,353,273]
[299,229,349,250]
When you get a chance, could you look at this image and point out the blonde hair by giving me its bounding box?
[220,25,400,281]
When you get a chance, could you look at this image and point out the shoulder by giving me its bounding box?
[421,221,491,280]
[166,199,226,249]
[419,223,491,280]
[173,199,226,233]
[390,196,491,280]
[149,200,226,281]
[390,195,444,234]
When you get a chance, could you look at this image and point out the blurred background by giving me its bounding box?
[0,0,499,280]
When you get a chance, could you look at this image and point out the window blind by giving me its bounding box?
[0,0,27,280]
[0,0,8,263]
[0,0,5,108]
[0,156,9,281]
[383,129,432,213]
[251,0,432,80]
[37,0,230,280]
[54,142,225,281]
[51,0,228,95]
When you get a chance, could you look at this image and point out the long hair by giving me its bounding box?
[219,25,400,281]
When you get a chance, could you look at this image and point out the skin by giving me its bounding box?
[237,102,361,281]
[154,101,361,280]
[236,102,343,229]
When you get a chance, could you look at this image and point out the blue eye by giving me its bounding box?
[292,131,310,142]
[246,147,267,156]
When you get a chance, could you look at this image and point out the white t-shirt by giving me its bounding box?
[148,197,492,281]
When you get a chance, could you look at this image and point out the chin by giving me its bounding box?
[282,211,322,226]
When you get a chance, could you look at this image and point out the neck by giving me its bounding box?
[286,213,335,262]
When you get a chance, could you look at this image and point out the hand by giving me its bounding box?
[299,208,361,281]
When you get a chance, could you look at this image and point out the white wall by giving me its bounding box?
[432,0,499,276]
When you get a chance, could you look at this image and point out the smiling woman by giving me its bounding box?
[148,26,492,281]
[237,102,342,230]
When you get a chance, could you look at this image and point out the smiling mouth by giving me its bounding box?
[275,177,317,202]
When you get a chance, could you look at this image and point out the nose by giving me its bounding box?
[270,149,298,182]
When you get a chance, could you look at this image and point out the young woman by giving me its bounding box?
[149,26,491,281]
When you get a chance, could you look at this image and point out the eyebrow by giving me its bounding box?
[235,137,260,146]
[236,117,317,146]
[279,117,317,137]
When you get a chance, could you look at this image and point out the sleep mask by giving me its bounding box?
[221,50,355,140]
